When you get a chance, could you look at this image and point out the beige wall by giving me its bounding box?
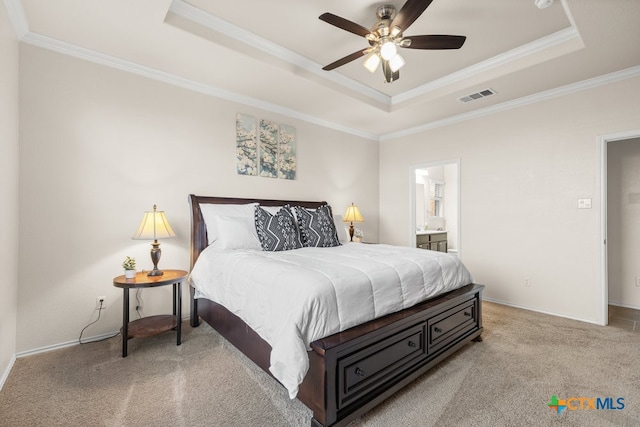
[17,44,379,353]
[608,137,640,308]
[0,2,20,383]
[380,76,640,324]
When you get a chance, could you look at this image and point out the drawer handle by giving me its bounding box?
[434,327,442,333]
[464,311,472,317]
[408,340,416,348]
[355,367,365,377]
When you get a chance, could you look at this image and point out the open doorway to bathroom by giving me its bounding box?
[603,133,640,329]
[410,159,460,257]
[597,129,640,329]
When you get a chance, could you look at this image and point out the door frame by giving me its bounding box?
[409,158,461,257]
[598,129,640,325]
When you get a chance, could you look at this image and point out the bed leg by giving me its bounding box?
[472,335,483,342]
[190,286,200,327]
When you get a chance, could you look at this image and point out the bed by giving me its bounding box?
[188,194,484,427]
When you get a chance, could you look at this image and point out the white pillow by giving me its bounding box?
[200,203,258,245]
[210,216,261,250]
[333,214,349,243]
[260,205,285,215]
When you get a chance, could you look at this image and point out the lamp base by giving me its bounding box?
[147,268,164,277]
[148,240,164,276]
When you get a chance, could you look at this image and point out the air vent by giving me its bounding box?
[459,88,496,103]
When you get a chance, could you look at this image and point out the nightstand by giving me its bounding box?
[113,269,188,357]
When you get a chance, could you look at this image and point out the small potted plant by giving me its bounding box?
[122,256,136,279]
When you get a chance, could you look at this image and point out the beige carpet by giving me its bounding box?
[1,302,639,427]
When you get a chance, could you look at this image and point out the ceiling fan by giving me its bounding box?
[319,0,466,83]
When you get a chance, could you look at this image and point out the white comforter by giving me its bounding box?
[188,243,473,398]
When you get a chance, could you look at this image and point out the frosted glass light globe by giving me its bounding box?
[380,41,397,60]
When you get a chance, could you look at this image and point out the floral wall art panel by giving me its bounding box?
[236,113,257,176]
[259,119,278,178]
[278,124,296,180]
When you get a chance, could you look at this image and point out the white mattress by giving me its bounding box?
[188,243,473,398]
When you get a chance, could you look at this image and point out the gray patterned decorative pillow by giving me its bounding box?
[254,205,303,251]
[295,205,341,248]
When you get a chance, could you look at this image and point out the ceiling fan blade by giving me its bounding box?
[391,0,434,32]
[403,35,466,49]
[319,13,371,38]
[322,49,370,71]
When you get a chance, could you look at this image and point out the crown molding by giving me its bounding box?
[380,65,640,141]
[168,0,390,107]
[18,28,640,144]
[391,26,582,106]
[8,0,638,144]
[20,31,380,141]
[168,0,583,113]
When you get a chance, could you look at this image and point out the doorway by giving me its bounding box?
[599,130,640,326]
[410,159,460,256]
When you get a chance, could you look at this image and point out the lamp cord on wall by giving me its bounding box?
[78,300,119,344]
[135,288,145,319]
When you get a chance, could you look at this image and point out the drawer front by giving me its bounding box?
[338,324,426,408]
[428,300,477,353]
[416,234,430,245]
[429,232,447,242]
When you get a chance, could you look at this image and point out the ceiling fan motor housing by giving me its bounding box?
[376,5,396,21]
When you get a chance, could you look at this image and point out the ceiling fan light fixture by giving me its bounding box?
[363,51,381,73]
[390,26,402,37]
[388,53,405,72]
[380,40,397,60]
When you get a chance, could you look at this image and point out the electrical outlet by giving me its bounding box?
[96,296,107,310]
[636,277,640,287]
[524,277,531,287]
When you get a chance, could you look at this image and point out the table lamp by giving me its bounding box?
[342,202,364,242]
[132,204,175,276]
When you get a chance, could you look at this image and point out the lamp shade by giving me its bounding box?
[132,205,175,241]
[343,203,364,223]
[363,51,381,73]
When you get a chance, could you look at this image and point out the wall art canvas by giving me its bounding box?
[259,119,278,178]
[236,114,297,180]
[278,124,296,180]
[236,114,257,176]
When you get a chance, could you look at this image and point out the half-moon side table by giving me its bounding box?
[113,269,188,357]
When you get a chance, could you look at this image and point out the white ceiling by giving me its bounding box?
[10,0,640,140]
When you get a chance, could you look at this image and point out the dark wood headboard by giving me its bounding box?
[188,194,327,269]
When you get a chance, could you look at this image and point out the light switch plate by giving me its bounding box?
[578,198,592,209]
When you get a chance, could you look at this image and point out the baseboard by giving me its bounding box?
[482,297,601,326]
[15,330,120,358]
[15,315,192,358]
[608,301,640,311]
[0,355,17,392]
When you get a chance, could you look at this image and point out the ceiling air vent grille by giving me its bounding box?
[459,88,496,103]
